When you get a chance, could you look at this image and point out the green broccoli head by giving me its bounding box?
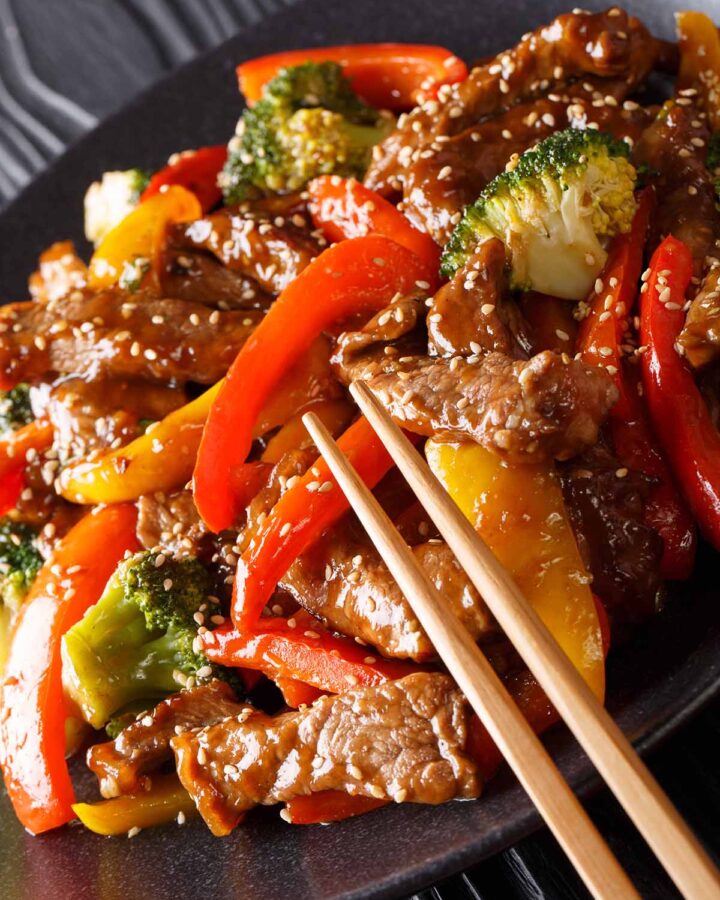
[221,61,394,203]
[0,519,42,613]
[0,384,33,437]
[708,132,720,198]
[61,550,238,729]
[441,129,638,300]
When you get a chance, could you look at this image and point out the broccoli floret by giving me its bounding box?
[221,61,394,203]
[708,132,720,199]
[0,519,42,613]
[0,384,33,437]
[83,168,151,246]
[441,129,638,300]
[61,550,236,729]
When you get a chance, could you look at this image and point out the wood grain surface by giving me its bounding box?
[0,2,718,898]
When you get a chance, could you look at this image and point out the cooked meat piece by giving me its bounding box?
[427,239,513,357]
[402,80,654,244]
[242,448,315,540]
[366,8,660,192]
[351,350,616,464]
[33,378,186,462]
[678,263,720,369]
[282,527,495,660]
[28,240,87,303]
[88,681,243,798]
[159,243,272,311]
[0,290,262,387]
[561,447,662,628]
[635,100,720,280]
[172,206,321,296]
[172,672,480,835]
[137,490,208,559]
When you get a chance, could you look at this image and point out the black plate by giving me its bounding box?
[1,0,719,897]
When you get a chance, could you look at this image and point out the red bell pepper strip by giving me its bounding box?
[307,176,441,284]
[0,419,54,516]
[230,417,418,630]
[640,235,720,550]
[0,504,139,834]
[577,192,696,579]
[203,614,415,692]
[0,465,24,517]
[237,44,468,110]
[140,145,227,213]
[193,235,430,533]
[276,676,325,708]
[284,791,388,824]
[577,188,653,419]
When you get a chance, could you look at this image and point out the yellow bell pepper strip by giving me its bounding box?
[260,398,355,464]
[194,235,430,533]
[676,11,720,129]
[57,338,340,506]
[88,185,201,291]
[0,504,140,834]
[237,44,468,110]
[72,774,197,836]
[425,440,605,701]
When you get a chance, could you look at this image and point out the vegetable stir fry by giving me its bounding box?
[0,6,719,839]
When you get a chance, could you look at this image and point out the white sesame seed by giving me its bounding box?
[127,827,141,838]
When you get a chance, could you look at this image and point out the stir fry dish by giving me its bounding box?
[1,6,720,839]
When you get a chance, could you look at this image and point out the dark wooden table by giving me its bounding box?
[0,1,718,897]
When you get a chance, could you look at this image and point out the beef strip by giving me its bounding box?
[33,377,186,462]
[561,446,662,627]
[366,8,660,192]
[136,490,208,559]
[678,259,720,369]
[282,526,495,660]
[0,289,262,386]
[635,100,720,281]
[402,79,654,244]
[426,239,513,357]
[356,351,616,464]
[87,681,244,798]
[172,672,480,835]
[172,205,321,296]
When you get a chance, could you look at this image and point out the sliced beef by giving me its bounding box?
[561,448,662,627]
[137,490,208,559]
[635,100,720,281]
[0,290,262,387]
[353,351,616,464]
[678,262,720,369]
[28,240,87,303]
[172,672,480,835]
[366,8,660,192]
[87,681,244,798]
[427,239,513,357]
[282,528,495,660]
[172,205,322,296]
[34,377,186,462]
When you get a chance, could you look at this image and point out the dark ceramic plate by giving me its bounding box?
[1,0,719,897]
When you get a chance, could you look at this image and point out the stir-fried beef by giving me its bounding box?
[28,241,87,304]
[0,290,262,387]
[172,672,480,835]
[561,447,662,627]
[137,490,208,559]
[678,261,720,369]
[282,528,495,660]
[402,79,653,244]
[88,681,243,798]
[635,100,720,280]
[366,7,660,193]
[427,239,513,357]
[172,206,322,296]
[32,378,186,462]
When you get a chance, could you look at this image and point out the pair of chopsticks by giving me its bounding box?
[302,381,720,900]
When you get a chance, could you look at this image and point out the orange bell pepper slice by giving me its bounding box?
[284,791,388,824]
[194,235,430,533]
[0,504,140,834]
[237,43,467,110]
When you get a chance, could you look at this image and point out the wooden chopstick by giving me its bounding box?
[347,380,720,900]
[302,411,638,900]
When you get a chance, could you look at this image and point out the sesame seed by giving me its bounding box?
[127,827,142,838]
[318,480,334,493]
[688,185,698,196]
[193,611,205,626]
[658,287,671,303]
[499,79,509,94]
[154,553,166,567]
[469,341,482,355]
[177,811,186,825]
[415,280,430,289]
[372,257,386,267]
[369,785,385,799]
[394,789,408,803]
[541,113,555,126]
[141,715,153,727]
[598,346,613,357]
[616,468,628,478]
[279,808,292,823]
[197,747,207,765]
[349,764,363,779]
[279,522,292,537]
[345,674,359,686]
[555,329,569,341]
[437,165,453,180]
[481,303,495,315]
